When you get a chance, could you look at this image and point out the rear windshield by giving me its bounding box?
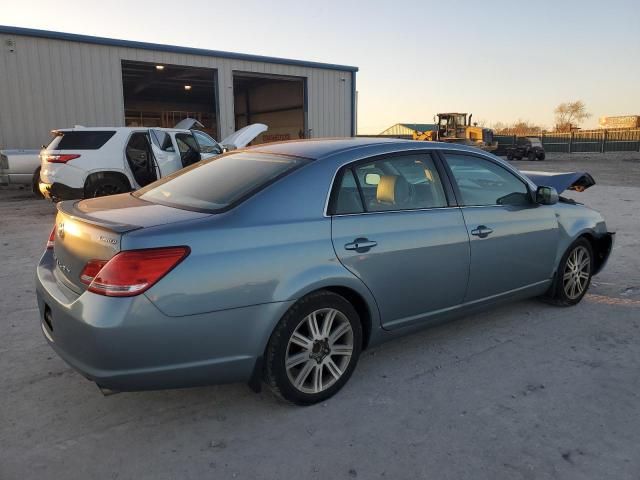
[47,131,116,150]
[134,152,310,212]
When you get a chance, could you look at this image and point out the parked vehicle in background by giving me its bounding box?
[39,120,267,201]
[0,148,43,196]
[36,139,613,405]
[506,137,546,161]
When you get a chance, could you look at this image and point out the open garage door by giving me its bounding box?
[121,60,219,138]
[233,72,306,144]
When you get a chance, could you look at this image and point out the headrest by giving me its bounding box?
[377,175,409,205]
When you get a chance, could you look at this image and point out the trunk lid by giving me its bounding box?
[173,118,205,130]
[52,193,209,293]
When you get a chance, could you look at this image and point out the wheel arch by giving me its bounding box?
[576,231,613,275]
[83,170,133,193]
[280,272,381,349]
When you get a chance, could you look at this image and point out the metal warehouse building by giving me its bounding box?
[0,26,357,149]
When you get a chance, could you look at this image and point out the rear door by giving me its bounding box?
[441,151,559,302]
[125,132,159,187]
[149,129,181,177]
[330,152,470,330]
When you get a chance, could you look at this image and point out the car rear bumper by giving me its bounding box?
[36,251,293,391]
[39,181,84,201]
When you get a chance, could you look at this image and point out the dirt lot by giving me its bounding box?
[1,152,639,480]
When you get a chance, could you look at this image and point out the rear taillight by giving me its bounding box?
[79,259,107,285]
[46,225,56,250]
[41,154,81,163]
[80,247,190,297]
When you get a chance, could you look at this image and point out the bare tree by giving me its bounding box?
[554,101,590,132]
[492,120,544,136]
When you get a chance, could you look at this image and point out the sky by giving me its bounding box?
[2,0,639,134]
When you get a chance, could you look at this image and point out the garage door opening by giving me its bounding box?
[121,60,219,138]
[233,72,306,144]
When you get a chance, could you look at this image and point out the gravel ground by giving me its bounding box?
[1,151,639,480]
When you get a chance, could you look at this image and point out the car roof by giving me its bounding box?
[247,137,489,160]
[51,127,191,134]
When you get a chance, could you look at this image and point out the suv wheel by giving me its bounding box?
[265,291,362,405]
[85,176,130,198]
[527,151,537,161]
[537,151,546,161]
[506,152,514,161]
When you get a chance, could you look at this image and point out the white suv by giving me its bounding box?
[39,120,266,201]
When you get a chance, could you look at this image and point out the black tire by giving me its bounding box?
[264,290,363,405]
[84,175,131,198]
[537,151,546,161]
[506,152,514,161]
[527,151,537,161]
[32,167,44,198]
[544,238,593,306]
[515,155,523,160]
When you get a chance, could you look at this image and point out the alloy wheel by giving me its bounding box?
[563,245,591,299]
[285,308,354,394]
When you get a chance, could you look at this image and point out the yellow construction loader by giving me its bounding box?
[413,113,497,152]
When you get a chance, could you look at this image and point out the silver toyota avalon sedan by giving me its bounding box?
[36,139,613,405]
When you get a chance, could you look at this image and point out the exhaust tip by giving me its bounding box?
[97,385,120,396]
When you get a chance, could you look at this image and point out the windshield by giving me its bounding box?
[135,152,310,212]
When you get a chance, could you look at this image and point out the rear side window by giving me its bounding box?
[47,131,116,150]
[135,152,310,212]
[333,169,364,215]
[331,154,448,214]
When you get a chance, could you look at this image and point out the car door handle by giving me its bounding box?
[470,225,493,238]
[344,238,378,252]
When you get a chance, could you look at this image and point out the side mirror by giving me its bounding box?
[536,185,558,205]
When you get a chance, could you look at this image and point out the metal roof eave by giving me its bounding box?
[0,25,359,73]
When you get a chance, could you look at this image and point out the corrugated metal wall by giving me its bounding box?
[0,34,354,149]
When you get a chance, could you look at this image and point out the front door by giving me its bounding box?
[442,152,559,302]
[330,152,470,330]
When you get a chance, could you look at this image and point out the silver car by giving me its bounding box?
[36,139,613,404]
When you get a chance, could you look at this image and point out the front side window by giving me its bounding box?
[136,152,309,212]
[150,130,175,152]
[175,133,201,167]
[332,154,448,214]
[444,153,530,206]
[193,130,223,155]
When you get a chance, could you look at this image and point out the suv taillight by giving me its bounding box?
[46,225,56,250]
[79,247,190,297]
[41,154,81,163]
